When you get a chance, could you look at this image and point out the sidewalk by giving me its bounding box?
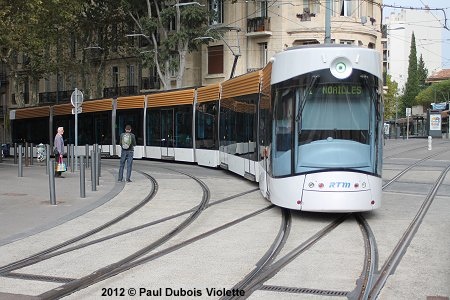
[0,157,123,246]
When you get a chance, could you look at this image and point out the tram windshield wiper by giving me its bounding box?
[295,75,319,122]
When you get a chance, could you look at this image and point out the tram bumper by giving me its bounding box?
[301,172,380,212]
[301,190,375,212]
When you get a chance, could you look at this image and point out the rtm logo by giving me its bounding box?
[329,182,351,188]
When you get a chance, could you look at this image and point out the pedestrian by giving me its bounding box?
[118,124,136,182]
[54,126,65,178]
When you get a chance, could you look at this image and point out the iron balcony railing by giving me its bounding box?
[103,86,139,98]
[38,91,72,104]
[247,17,271,33]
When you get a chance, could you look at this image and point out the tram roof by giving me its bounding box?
[270,45,382,85]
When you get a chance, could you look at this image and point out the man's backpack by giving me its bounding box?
[121,133,132,149]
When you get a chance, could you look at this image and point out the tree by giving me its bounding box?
[74,0,131,99]
[124,0,211,90]
[402,32,420,115]
[416,79,450,108]
[384,74,399,121]
[417,54,428,89]
[0,0,82,106]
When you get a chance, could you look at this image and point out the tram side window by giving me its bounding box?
[117,109,143,145]
[174,106,193,148]
[272,89,294,176]
[147,109,161,146]
[274,90,293,151]
[12,118,48,144]
[196,102,217,149]
[219,98,236,152]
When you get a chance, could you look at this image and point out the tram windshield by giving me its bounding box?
[298,83,370,145]
[272,71,381,177]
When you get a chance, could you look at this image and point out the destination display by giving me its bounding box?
[320,85,362,95]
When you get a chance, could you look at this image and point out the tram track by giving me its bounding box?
[35,206,278,298]
[2,147,448,299]
[0,170,159,276]
[382,140,447,159]
[221,208,292,300]
[367,164,450,299]
[36,166,212,299]
[353,150,450,299]
[1,188,260,283]
[0,162,267,299]
[241,214,350,297]
[221,147,449,299]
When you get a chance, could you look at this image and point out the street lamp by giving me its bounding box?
[84,46,103,50]
[173,2,205,7]
[125,33,150,38]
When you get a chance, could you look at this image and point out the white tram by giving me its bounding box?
[10,45,382,212]
[259,45,383,212]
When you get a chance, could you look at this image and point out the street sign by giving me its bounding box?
[71,87,83,171]
[71,89,84,107]
[406,107,411,117]
[72,107,82,114]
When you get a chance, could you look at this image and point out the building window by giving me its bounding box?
[168,15,176,31]
[303,0,320,14]
[208,45,224,74]
[127,65,135,86]
[367,1,373,18]
[259,42,268,68]
[259,0,268,18]
[339,0,352,17]
[340,39,354,45]
[209,0,224,25]
[112,66,119,87]
[169,54,178,78]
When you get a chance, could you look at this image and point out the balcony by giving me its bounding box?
[39,91,72,104]
[141,77,160,90]
[246,17,272,38]
[103,86,139,98]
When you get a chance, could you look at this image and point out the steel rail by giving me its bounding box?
[39,167,211,299]
[368,164,450,299]
[0,170,158,275]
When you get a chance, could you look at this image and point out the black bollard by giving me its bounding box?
[85,144,89,168]
[29,143,34,165]
[25,142,29,167]
[14,143,17,164]
[48,159,56,205]
[90,150,96,191]
[80,155,86,198]
[45,144,50,174]
[18,145,23,177]
[70,144,75,173]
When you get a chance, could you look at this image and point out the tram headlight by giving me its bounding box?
[330,57,352,79]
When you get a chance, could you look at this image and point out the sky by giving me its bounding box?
[382,0,450,68]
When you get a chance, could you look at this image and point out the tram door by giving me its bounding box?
[161,109,175,159]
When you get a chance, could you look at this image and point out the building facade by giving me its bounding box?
[384,8,443,91]
[1,0,382,144]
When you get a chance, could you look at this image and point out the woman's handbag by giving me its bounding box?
[56,155,67,172]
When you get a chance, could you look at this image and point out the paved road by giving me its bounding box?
[0,139,448,300]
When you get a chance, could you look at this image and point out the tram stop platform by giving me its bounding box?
[0,157,122,247]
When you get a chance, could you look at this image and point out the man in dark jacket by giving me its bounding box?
[118,124,137,182]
